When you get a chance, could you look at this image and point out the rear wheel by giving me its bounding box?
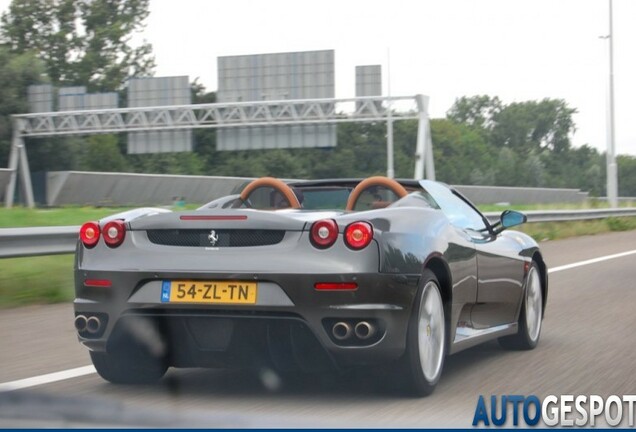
[90,316,169,384]
[90,348,167,384]
[499,262,543,350]
[402,270,446,396]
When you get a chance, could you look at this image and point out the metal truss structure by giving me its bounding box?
[5,95,434,208]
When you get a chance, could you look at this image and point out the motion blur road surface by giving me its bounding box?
[1,231,636,427]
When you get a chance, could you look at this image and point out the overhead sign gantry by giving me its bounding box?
[5,94,435,208]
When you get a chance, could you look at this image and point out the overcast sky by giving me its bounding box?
[1,0,635,156]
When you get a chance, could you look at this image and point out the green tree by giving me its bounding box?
[540,144,604,194]
[191,81,218,173]
[79,135,129,172]
[446,95,502,130]
[327,122,387,177]
[393,119,418,178]
[469,168,495,186]
[1,0,154,91]
[430,118,496,185]
[0,48,46,167]
[127,152,204,175]
[491,99,577,154]
[520,152,545,187]
[617,155,636,197]
[447,96,577,155]
[583,164,603,197]
[447,95,586,189]
[27,138,81,172]
[495,147,519,186]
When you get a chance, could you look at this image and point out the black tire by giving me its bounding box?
[90,349,167,384]
[499,262,543,350]
[402,270,447,396]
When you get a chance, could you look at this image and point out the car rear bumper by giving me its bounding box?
[74,270,420,368]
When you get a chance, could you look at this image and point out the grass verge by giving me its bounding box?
[0,205,199,228]
[0,207,137,228]
[0,255,74,308]
[517,217,636,241]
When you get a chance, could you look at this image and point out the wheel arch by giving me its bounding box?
[423,255,452,306]
[532,251,548,315]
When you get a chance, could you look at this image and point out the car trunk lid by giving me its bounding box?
[127,209,351,248]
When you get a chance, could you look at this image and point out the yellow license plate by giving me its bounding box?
[164,281,257,304]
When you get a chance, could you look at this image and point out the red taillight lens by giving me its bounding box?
[102,220,126,248]
[310,219,338,249]
[79,222,100,248]
[344,221,373,250]
[314,282,358,291]
[84,279,112,288]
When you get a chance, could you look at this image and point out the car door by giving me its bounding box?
[421,181,524,329]
[470,232,525,328]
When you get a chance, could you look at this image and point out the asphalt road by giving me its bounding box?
[1,230,636,427]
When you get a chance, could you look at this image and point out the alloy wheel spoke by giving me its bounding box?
[525,268,542,341]
[418,281,444,381]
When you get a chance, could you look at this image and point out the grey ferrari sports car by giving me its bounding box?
[74,176,547,395]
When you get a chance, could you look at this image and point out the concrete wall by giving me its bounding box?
[46,171,252,206]
[0,169,12,202]
[45,171,591,207]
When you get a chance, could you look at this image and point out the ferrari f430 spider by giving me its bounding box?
[74,176,547,395]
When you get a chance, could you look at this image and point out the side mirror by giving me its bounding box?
[501,210,527,228]
[497,210,527,233]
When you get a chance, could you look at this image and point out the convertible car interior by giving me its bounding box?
[216,176,437,212]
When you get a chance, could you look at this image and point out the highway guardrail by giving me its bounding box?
[0,225,80,258]
[1,209,636,259]
[484,208,636,224]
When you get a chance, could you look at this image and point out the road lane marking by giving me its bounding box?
[0,365,96,392]
[1,249,634,392]
[549,249,636,274]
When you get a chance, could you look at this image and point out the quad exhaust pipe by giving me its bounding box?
[74,315,87,332]
[354,321,376,340]
[332,321,377,341]
[86,316,101,334]
[332,322,353,340]
[75,314,102,334]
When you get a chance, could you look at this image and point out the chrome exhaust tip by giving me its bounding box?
[354,321,376,340]
[74,315,87,332]
[86,316,101,334]
[332,322,353,340]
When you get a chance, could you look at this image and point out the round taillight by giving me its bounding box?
[79,222,100,248]
[102,220,126,248]
[344,221,373,250]
[310,219,338,249]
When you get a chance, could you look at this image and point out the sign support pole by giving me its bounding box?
[414,94,435,180]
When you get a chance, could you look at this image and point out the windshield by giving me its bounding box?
[295,186,353,210]
[419,180,489,231]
